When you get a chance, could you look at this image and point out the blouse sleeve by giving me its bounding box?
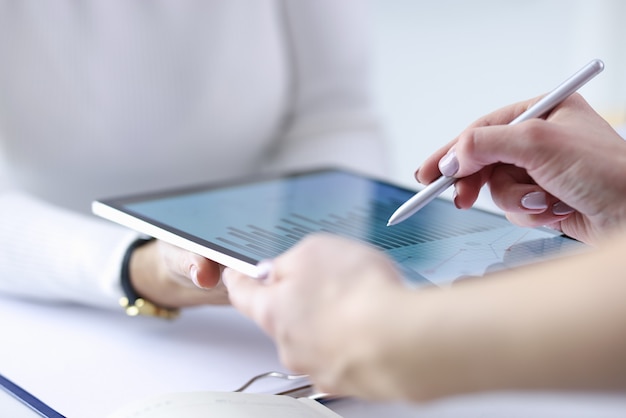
[266,0,390,178]
[0,191,140,310]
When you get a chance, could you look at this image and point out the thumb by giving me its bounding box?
[222,268,262,317]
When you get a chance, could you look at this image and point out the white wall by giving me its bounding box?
[369,0,626,202]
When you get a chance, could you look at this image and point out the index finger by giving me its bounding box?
[466,96,543,129]
[452,119,563,178]
[417,96,542,184]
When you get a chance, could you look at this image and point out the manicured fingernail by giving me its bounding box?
[552,201,575,216]
[452,188,460,209]
[222,268,233,286]
[256,259,274,281]
[190,265,202,288]
[521,191,548,210]
[438,149,459,177]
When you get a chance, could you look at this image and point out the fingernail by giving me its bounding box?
[521,191,548,210]
[222,268,233,286]
[552,201,575,216]
[190,265,202,288]
[452,188,460,209]
[439,149,459,177]
[256,259,274,281]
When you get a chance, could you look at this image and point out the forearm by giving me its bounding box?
[0,192,136,309]
[394,236,626,401]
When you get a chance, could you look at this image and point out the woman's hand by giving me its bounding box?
[416,94,626,245]
[129,240,229,308]
[223,234,411,399]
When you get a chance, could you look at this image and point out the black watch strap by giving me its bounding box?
[119,237,179,319]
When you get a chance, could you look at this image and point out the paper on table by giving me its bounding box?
[106,391,342,418]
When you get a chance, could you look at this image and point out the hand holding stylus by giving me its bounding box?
[412,65,626,245]
[387,59,604,226]
[223,70,626,403]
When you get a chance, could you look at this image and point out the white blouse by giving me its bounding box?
[0,0,389,309]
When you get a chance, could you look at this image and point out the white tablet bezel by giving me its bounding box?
[92,167,584,287]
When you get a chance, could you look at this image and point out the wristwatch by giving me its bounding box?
[119,237,180,319]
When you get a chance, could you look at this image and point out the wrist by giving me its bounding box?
[373,289,442,401]
[341,287,427,401]
[119,237,179,319]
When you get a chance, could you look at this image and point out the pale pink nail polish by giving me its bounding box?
[256,259,274,281]
[190,264,201,288]
[452,188,460,209]
[521,191,548,210]
[439,149,459,177]
[552,201,575,216]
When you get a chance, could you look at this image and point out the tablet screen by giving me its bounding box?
[94,168,585,287]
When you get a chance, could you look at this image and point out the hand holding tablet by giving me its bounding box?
[387,59,604,225]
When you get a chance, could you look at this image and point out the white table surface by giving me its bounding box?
[2,295,626,418]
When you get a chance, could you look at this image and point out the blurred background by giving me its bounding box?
[2,1,624,210]
[369,0,626,207]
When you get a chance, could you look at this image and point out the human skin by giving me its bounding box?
[223,94,626,400]
[416,93,626,245]
[224,232,626,401]
[132,94,626,309]
[130,240,229,308]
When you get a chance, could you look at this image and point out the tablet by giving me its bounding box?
[92,168,585,287]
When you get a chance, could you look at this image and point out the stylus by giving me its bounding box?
[387,58,605,226]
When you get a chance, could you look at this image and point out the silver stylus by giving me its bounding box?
[387,59,605,226]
